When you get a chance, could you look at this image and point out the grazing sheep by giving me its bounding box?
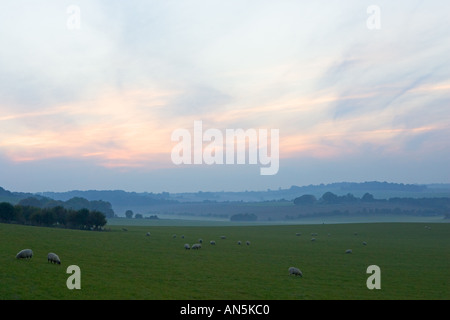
[122,228,128,232]
[172,234,177,239]
[16,249,33,260]
[288,267,303,277]
[210,240,216,245]
[48,252,61,264]
[146,232,151,236]
[191,243,202,250]
[311,233,318,236]
[198,239,203,244]
[362,241,367,246]
[184,244,190,250]
[345,249,352,254]
[295,233,301,236]
[220,236,226,239]
[246,241,250,246]
[311,238,316,242]
[181,235,185,239]
[237,241,242,245]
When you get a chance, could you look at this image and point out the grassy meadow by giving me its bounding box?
[0,221,449,300]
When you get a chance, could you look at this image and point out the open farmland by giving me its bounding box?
[0,222,449,300]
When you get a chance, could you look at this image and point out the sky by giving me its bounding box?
[0,0,449,193]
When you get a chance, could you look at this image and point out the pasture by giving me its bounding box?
[0,221,449,300]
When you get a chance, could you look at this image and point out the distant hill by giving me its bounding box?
[36,181,450,216]
[1,181,449,218]
[40,190,177,215]
[0,187,114,218]
[0,186,47,204]
[165,181,450,203]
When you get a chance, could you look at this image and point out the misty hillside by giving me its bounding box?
[0,187,114,218]
[2,182,449,220]
[166,182,450,203]
[39,181,450,205]
[34,181,450,217]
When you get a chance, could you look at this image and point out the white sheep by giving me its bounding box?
[198,239,203,244]
[311,238,316,242]
[237,241,242,245]
[210,240,216,245]
[191,243,202,250]
[246,241,250,246]
[184,244,190,250]
[220,236,226,239]
[288,267,303,277]
[345,249,352,254]
[16,249,33,260]
[146,232,151,236]
[362,241,367,246]
[48,252,61,264]
[295,233,301,236]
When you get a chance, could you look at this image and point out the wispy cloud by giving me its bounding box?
[0,0,449,191]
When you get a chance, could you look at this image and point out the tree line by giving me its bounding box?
[293,192,378,205]
[293,192,450,215]
[17,196,115,218]
[0,202,107,230]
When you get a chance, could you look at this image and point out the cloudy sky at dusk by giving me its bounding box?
[0,0,449,193]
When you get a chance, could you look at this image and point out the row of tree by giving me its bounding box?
[293,192,376,205]
[17,196,115,218]
[285,206,443,220]
[293,192,450,215]
[0,202,107,230]
[124,209,159,220]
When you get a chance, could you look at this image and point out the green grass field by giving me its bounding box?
[0,221,449,300]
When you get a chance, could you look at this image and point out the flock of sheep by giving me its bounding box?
[15,227,366,280]
[144,229,367,278]
[16,249,61,264]
[151,233,252,251]
[182,239,251,250]
[147,232,244,250]
[145,229,366,278]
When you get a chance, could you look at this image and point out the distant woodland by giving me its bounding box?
[0,187,114,218]
[16,196,114,218]
[0,190,111,230]
[290,192,450,220]
[136,192,450,221]
[0,202,107,230]
[1,182,449,222]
